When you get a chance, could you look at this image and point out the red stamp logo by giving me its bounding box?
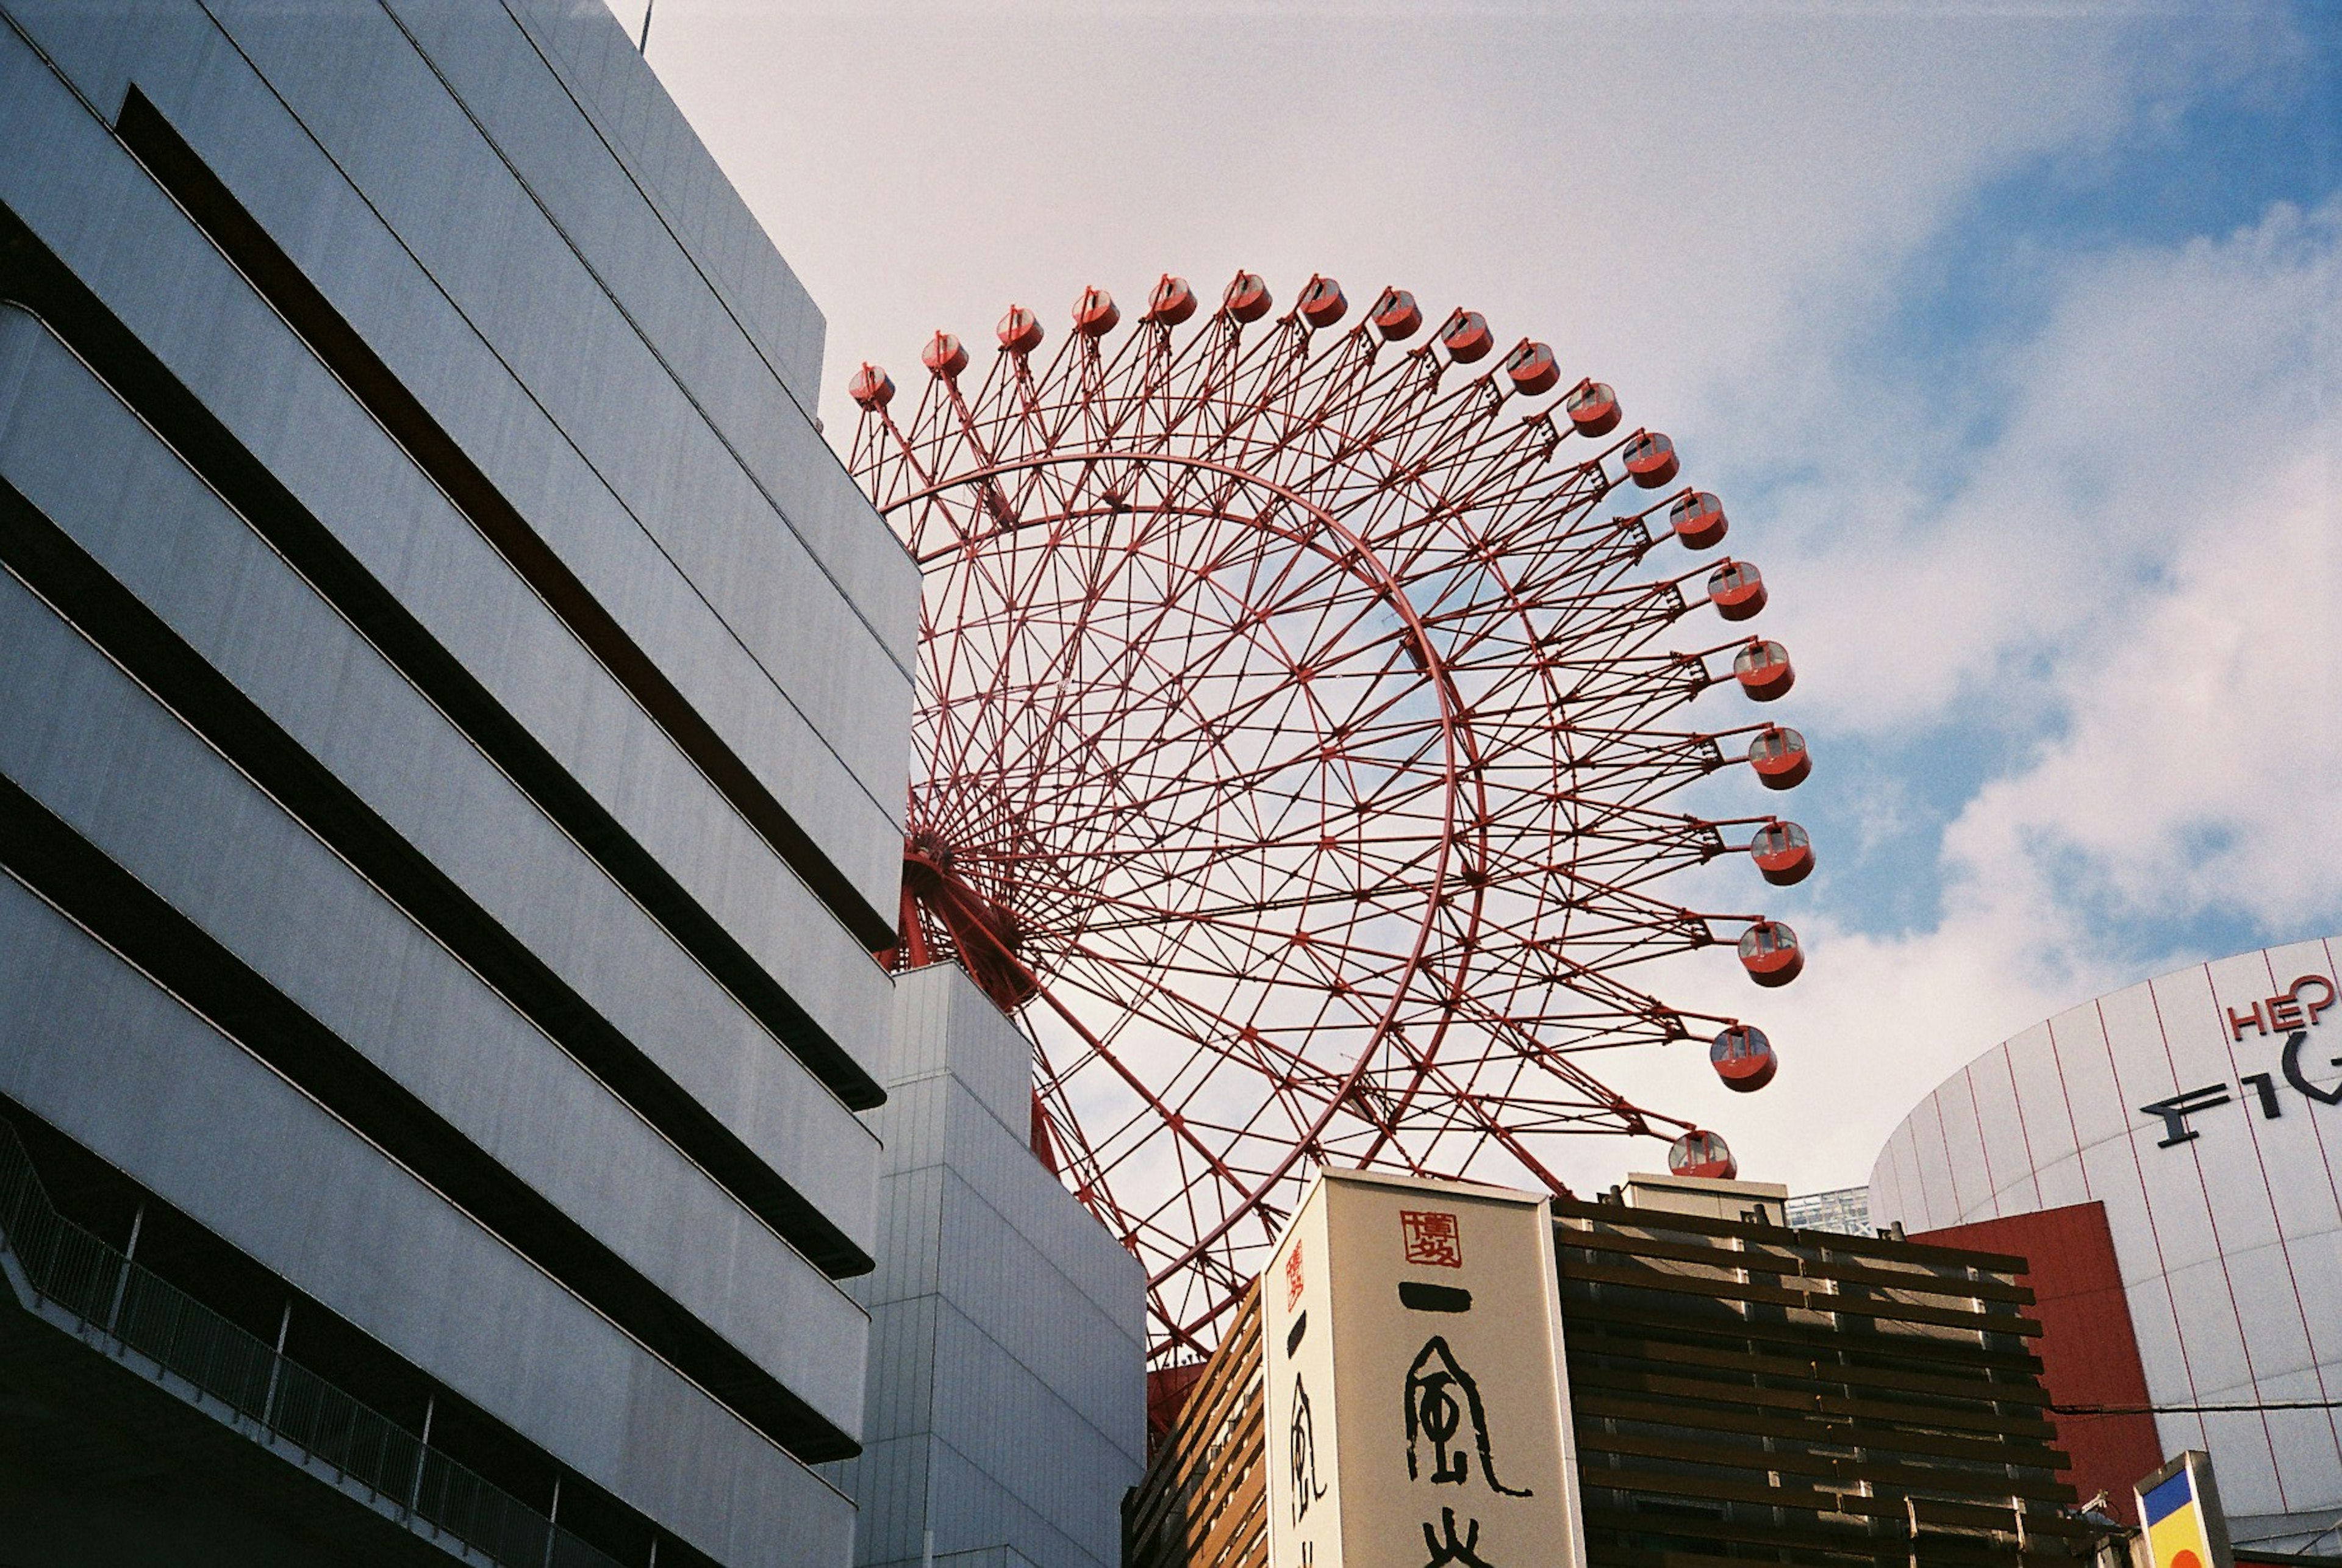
[1401,1209,1462,1268]
[1284,1238,1305,1309]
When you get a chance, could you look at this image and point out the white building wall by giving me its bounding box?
[825,967,1148,1568]
[1868,937,2342,1552]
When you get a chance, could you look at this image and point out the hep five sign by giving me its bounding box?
[2141,973,2341,1148]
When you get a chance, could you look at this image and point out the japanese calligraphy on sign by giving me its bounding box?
[1291,1373,1329,1523]
[1404,1337,1530,1496]
[1262,1169,1587,1568]
[1400,1210,1463,1269]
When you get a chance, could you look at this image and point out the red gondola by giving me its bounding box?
[1623,430,1679,488]
[1749,820,1814,886]
[847,363,893,410]
[1738,920,1803,987]
[1732,639,1795,701]
[1670,490,1727,550]
[1503,340,1560,396]
[1223,272,1272,323]
[1298,275,1347,328]
[1707,560,1766,620]
[922,332,968,379]
[1747,725,1810,789]
[1371,287,1423,340]
[1564,380,1620,437]
[1668,1128,1738,1180]
[1073,286,1120,338]
[1439,309,1494,363]
[1147,275,1198,326]
[997,305,1044,354]
[1710,1026,1778,1092]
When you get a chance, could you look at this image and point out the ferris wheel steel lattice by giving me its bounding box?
[845,271,1814,1363]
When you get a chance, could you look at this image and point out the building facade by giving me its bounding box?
[0,1,916,1562]
[1869,937,2342,1555]
[1130,1169,2086,1568]
[826,967,1147,1568]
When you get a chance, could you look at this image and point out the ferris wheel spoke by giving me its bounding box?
[855,272,1809,1361]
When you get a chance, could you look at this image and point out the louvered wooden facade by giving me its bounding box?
[1127,1196,2083,1568]
[1557,1195,2082,1568]
[1126,1284,1267,1568]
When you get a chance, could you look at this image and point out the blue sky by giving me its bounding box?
[635,0,2341,1193]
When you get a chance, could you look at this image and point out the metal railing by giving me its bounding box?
[0,1118,625,1568]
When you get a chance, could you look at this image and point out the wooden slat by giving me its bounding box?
[1129,1283,1267,1568]
[1564,1327,2055,1406]
[1566,1364,2062,1439]
[1578,1462,1843,1513]
[1554,1222,2038,1306]
[1835,1491,2093,1538]
[1136,1292,1260,1521]
[1569,1390,2071,1472]
[1187,1457,1266,1568]
[1131,1394,1263,1568]
[1558,1295,2049,1375]
[1580,1463,2087,1537]
[1553,1198,2033,1274]
[1560,1256,2044,1337]
[1579,1503,2076,1566]
[1572,1427,2076,1505]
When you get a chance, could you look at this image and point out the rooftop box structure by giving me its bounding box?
[1130,1170,2084,1568]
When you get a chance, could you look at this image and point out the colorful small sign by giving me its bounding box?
[2136,1452,2232,1568]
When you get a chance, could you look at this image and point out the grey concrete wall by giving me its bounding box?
[0,560,867,1435]
[828,969,1148,1568]
[0,1,920,1561]
[0,0,916,932]
[0,305,881,1262]
[0,878,855,1568]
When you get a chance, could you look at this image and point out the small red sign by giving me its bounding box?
[1401,1209,1463,1268]
[1284,1237,1305,1309]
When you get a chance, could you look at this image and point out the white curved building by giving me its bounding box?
[1868,936,2342,1554]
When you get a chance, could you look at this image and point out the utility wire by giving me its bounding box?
[639,0,655,54]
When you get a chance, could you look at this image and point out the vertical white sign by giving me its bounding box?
[1263,1169,1585,1568]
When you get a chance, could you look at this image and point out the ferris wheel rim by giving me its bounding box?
[852,274,1808,1362]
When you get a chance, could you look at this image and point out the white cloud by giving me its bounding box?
[1755,198,2341,737]
[1953,432,2341,930]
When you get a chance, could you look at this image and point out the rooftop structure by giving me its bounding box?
[1786,1186,1877,1237]
[826,966,1147,1568]
[1129,1169,2084,1568]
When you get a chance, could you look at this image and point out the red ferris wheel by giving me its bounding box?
[846,271,1813,1362]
